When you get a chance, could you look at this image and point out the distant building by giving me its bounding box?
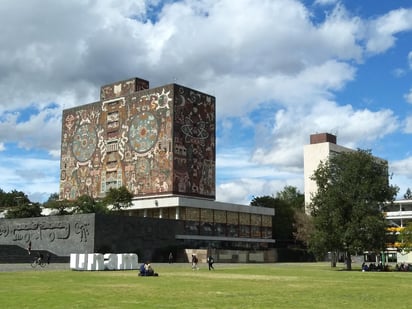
[386,200,412,228]
[385,199,412,262]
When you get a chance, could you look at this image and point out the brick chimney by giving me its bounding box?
[310,133,337,144]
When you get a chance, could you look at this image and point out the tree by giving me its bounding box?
[309,149,398,270]
[103,186,133,212]
[43,193,74,215]
[397,223,412,254]
[276,186,304,211]
[3,190,38,218]
[293,210,314,248]
[0,189,30,209]
[250,189,294,247]
[74,195,108,214]
[5,202,42,218]
[404,188,412,200]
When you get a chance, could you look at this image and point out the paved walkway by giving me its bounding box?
[0,263,70,272]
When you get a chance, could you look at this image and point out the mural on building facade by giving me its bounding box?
[60,78,215,200]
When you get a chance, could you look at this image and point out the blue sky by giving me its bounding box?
[0,0,411,204]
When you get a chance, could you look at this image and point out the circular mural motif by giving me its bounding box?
[129,111,159,153]
[72,124,97,162]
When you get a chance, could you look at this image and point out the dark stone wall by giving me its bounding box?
[94,213,185,262]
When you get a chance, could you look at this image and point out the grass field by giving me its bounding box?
[0,262,411,308]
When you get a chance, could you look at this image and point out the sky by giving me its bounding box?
[0,0,412,205]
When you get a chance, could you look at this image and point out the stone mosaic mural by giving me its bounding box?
[60,78,215,200]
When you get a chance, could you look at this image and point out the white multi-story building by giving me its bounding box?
[386,200,412,228]
[385,200,412,263]
[303,133,353,213]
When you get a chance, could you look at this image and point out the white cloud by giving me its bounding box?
[391,157,412,177]
[366,8,412,54]
[404,116,412,133]
[408,51,412,69]
[0,155,59,201]
[0,0,410,202]
[314,0,338,5]
[250,99,398,171]
[216,146,304,204]
[405,89,412,104]
[0,107,62,156]
[216,177,303,205]
[217,147,275,180]
[0,0,366,114]
[392,68,406,78]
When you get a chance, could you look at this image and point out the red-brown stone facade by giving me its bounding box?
[60,78,215,200]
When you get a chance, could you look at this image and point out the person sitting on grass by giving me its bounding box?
[139,263,147,276]
[139,262,158,276]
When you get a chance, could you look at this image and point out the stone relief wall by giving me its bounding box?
[0,214,184,260]
[0,214,95,256]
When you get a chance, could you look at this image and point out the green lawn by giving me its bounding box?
[0,262,410,308]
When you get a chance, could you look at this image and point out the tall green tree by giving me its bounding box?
[397,223,412,253]
[276,186,304,211]
[404,188,412,200]
[251,186,304,245]
[43,193,74,215]
[5,202,42,218]
[293,209,314,248]
[103,186,133,212]
[309,149,398,270]
[0,189,30,209]
[74,195,108,214]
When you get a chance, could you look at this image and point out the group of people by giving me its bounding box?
[138,253,215,276]
[192,254,215,270]
[362,262,390,272]
[138,262,159,276]
[362,261,412,272]
[395,262,412,271]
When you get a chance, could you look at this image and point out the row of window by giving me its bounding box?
[183,221,272,239]
[136,207,272,227]
[129,206,273,239]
